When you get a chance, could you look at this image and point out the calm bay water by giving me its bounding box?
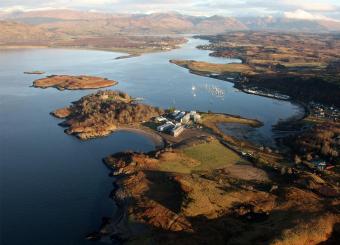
[0,38,302,245]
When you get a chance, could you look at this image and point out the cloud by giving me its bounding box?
[282,0,337,12]
[284,9,339,21]
[0,0,339,20]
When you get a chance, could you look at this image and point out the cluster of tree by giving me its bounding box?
[289,123,340,164]
[68,90,163,127]
[247,75,340,107]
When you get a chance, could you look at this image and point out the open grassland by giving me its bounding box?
[201,113,262,127]
[183,141,245,171]
[170,60,254,74]
[159,139,246,174]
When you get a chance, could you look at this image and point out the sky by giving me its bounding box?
[0,0,340,21]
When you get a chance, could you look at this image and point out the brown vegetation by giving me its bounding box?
[0,20,187,54]
[287,122,340,165]
[200,112,262,144]
[99,135,340,244]
[170,60,254,75]
[196,32,340,106]
[33,75,117,90]
[0,20,54,45]
[52,90,163,140]
[52,107,71,118]
[54,36,187,54]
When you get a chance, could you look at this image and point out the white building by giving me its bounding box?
[157,122,174,132]
[193,114,202,123]
[181,113,191,124]
[171,125,185,137]
[155,116,167,123]
[175,111,186,121]
[171,110,180,118]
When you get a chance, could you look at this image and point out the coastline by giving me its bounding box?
[171,62,309,124]
[3,32,338,245]
[115,127,166,150]
[0,39,188,58]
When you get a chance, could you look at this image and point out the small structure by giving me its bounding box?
[155,116,167,123]
[311,160,327,171]
[171,110,180,118]
[181,113,191,124]
[175,111,186,121]
[192,114,202,123]
[190,111,197,117]
[157,122,174,132]
[171,124,185,137]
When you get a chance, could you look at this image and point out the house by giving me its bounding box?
[175,111,186,121]
[311,160,327,171]
[193,114,202,123]
[157,122,174,132]
[190,111,196,118]
[171,110,180,118]
[155,116,167,123]
[181,113,191,124]
[171,124,185,137]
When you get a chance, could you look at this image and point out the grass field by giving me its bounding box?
[183,141,245,171]
[201,113,262,127]
[159,140,246,174]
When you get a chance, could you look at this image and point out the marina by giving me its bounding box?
[243,88,291,100]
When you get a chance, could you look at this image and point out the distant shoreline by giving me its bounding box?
[0,39,188,57]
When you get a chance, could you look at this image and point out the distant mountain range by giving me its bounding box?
[0,10,339,44]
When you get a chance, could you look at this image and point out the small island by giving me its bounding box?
[33,75,118,90]
[24,70,45,75]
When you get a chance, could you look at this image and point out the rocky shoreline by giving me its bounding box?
[51,90,163,140]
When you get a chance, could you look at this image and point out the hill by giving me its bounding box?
[2,10,340,34]
[239,16,340,32]
[0,10,247,35]
[0,21,54,45]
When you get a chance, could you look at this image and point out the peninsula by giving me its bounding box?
[95,134,339,244]
[33,75,118,90]
[52,90,164,140]
[50,89,339,244]
[24,70,45,75]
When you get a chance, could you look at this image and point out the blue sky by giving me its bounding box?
[0,0,339,20]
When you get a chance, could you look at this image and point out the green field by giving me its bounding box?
[183,141,246,171]
[159,140,246,174]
